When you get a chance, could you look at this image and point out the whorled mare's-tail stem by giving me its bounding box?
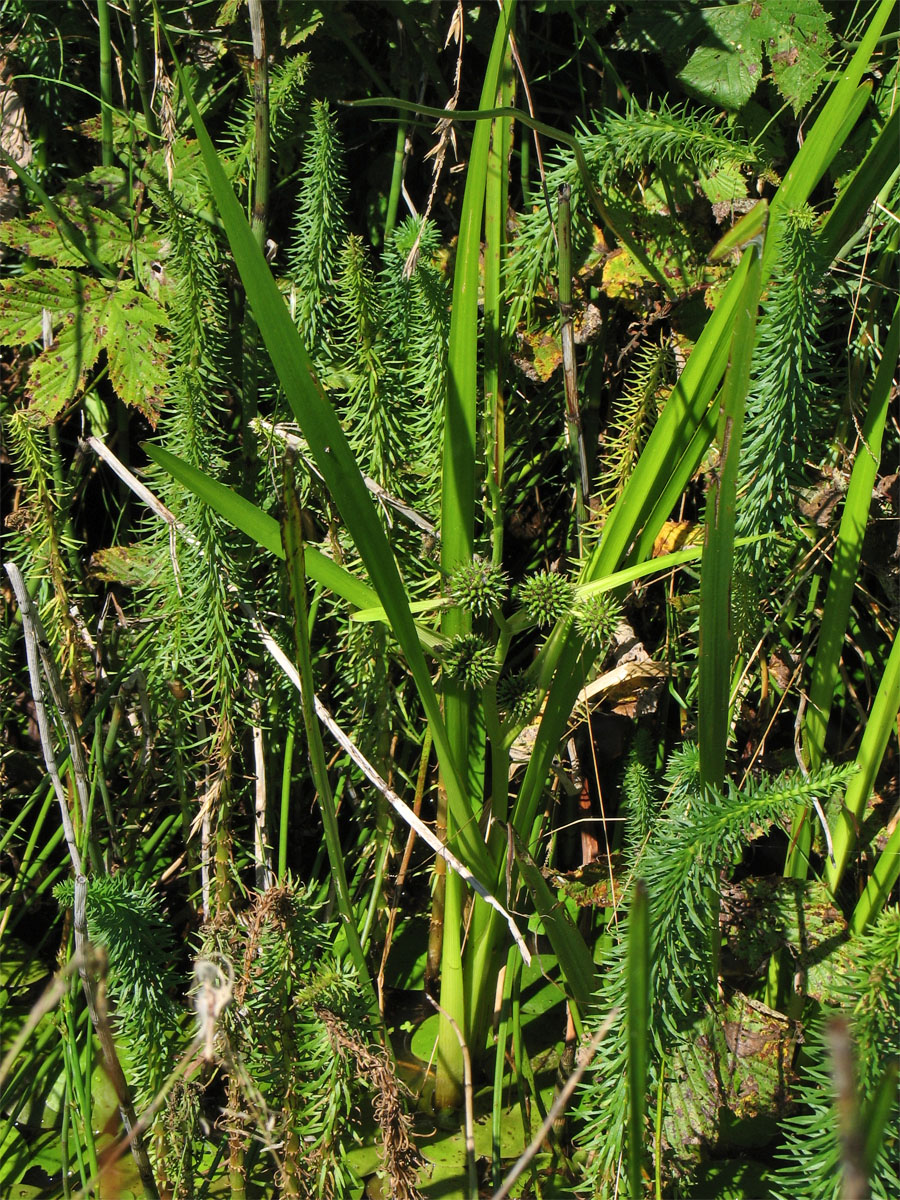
[558,183,591,548]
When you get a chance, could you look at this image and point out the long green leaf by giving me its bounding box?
[439,0,515,766]
[436,0,516,1108]
[763,0,894,271]
[819,105,900,265]
[512,836,596,1013]
[827,632,900,894]
[698,241,763,793]
[509,252,755,854]
[786,300,900,878]
[851,821,900,936]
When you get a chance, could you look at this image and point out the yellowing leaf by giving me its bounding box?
[653,520,702,557]
[0,269,85,345]
[0,271,169,427]
[27,281,105,422]
[102,286,168,427]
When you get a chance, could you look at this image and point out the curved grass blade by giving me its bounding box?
[160,26,492,878]
[826,632,900,895]
[787,300,900,877]
[142,443,376,612]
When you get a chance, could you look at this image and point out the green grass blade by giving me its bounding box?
[793,299,899,871]
[512,838,596,1013]
[279,463,383,1028]
[440,0,515,757]
[819,105,900,264]
[142,443,377,611]
[786,300,900,875]
[762,0,893,271]
[862,1056,899,1176]
[435,0,516,1110]
[509,254,755,851]
[627,880,650,1200]
[850,820,900,936]
[826,632,900,895]
[698,243,763,793]
[483,37,514,567]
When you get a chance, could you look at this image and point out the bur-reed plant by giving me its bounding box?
[1,2,898,1197]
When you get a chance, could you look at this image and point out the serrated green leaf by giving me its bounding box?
[763,0,833,112]
[27,288,104,422]
[663,993,797,1161]
[0,206,132,268]
[698,160,749,204]
[4,274,169,426]
[678,5,763,111]
[0,168,145,268]
[676,1,833,114]
[102,285,168,426]
[0,268,88,345]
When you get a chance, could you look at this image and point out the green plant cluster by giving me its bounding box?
[1,2,898,1198]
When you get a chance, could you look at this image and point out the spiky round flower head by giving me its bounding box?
[574,591,622,650]
[496,672,539,723]
[442,634,498,690]
[449,559,509,618]
[517,570,575,626]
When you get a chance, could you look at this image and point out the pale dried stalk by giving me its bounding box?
[4,562,83,874]
[87,436,531,964]
[248,669,274,890]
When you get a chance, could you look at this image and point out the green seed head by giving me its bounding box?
[443,634,498,690]
[574,591,622,649]
[497,672,539,722]
[517,570,575,626]
[449,559,509,618]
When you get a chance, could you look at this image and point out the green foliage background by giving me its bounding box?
[1,2,897,1198]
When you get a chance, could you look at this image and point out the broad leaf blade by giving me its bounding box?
[143,443,379,613]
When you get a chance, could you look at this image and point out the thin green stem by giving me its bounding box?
[626,880,650,1199]
[279,459,383,1032]
[97,0,113,167]
[278,722,295,881]
[484,39,514,569]
[557,182,589,546]
[383,117,406,245]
